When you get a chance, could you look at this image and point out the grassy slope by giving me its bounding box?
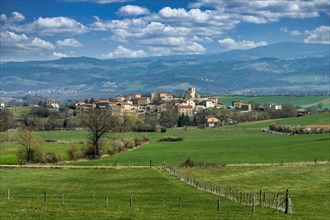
[70,128,329,166]
[178,165,330,220]
[217,96,330,108]
[1,113,329,165]
[0,168,286,220]
[238,112,330,129]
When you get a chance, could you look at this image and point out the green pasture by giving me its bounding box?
[217,95,330,108]
[0,168,287,220]
[70,128,329,166]
[178,164,330,220]
[1,113,329,165]
[238,112,330,129]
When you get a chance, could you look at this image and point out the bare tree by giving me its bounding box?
[80,109,117,159]
[17,127,43,164]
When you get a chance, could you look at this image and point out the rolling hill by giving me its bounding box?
[0,42,329,99]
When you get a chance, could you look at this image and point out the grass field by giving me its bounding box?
[1,113,329,165]
[238,112,330,129]
[177,164,330,220]
[1,112,329,219]
[217,95,330,109]
[0,168,289,220]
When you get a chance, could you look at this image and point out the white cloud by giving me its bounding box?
[0,14,7,22]
[290,30,303,36]
[11,16,88,36]
[218,38,268,51]
[53,52,71,58]
[118,5,150,16]
[31,37,55,50]
[280,27,289,33]
[0,31,55,54]
[11,12,25,22]
[103,46,147,58]
[190,0,329,23]
[304,26,330,44]
[56,38,83,47]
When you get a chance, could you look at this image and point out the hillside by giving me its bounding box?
[0,42,329,99]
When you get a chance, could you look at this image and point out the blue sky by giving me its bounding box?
[1,0,329,61]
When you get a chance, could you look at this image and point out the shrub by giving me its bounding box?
[44,139,57,143]
[45,152,61,163]
[180,157,195,167]
[124,138,136,149]
[160,127,167,133]
[158,137,184,142]
[67,144,83,160]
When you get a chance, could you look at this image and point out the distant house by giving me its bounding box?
[159,92,173,101]
[130,97,149,106]
[232,100,243,109]
[47,101,60,109]
[76,102,96,111]
[96,99,110,109]
[151,92,159,101]
[177,105,193,117]
[266,103,283,111]
[206,115,220,127]
[131,93,141,99]
[240,104,252,111]
[0,102,5,108]
[115,96,125,102]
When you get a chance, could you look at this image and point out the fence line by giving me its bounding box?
[164,164,292,214]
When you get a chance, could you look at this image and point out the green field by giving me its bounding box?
[0,168,287,220]
[177,164,330,220]
[1,113,329,165]
[1,113,329,219]
[217,95,330,108]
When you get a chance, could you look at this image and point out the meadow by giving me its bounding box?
[0,168,289,220]
[217,95,330,109]
[177,165,330,220]
[0,112,329,219]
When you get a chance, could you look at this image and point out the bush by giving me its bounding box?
[17,145,44,164]
[67,144,83,160]
[181,157,195,167]
[160,127,167,133]
[158,137,184,142]
[45,152,61,163]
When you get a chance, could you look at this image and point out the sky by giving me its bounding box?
[0,0,329,61]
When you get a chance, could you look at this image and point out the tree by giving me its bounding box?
[79,109,118,159]
[0,109,14,131]
[159,102,178,128]
[17,127,43,164]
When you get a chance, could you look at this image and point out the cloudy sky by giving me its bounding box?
[1,0,329,61]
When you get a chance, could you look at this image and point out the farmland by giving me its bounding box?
[0,112,329,219]
[217,95,330,109]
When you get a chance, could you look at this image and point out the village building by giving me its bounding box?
[176,104,193,117]
[206,115,220,127]
[266,103,283,111]
[159,92,174,101]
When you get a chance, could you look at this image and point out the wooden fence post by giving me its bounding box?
[285,189,290,214]
[275,193,279,212]
[62,193,64,204]
[217,199,221,212]
[163,196,166,209]
[179,197,182,210]
[7,189,10,200]
[259,190,262,206]
[105,196,108,206]
[44,191,47,203]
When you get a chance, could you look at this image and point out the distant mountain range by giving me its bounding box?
[1,42,329,100]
